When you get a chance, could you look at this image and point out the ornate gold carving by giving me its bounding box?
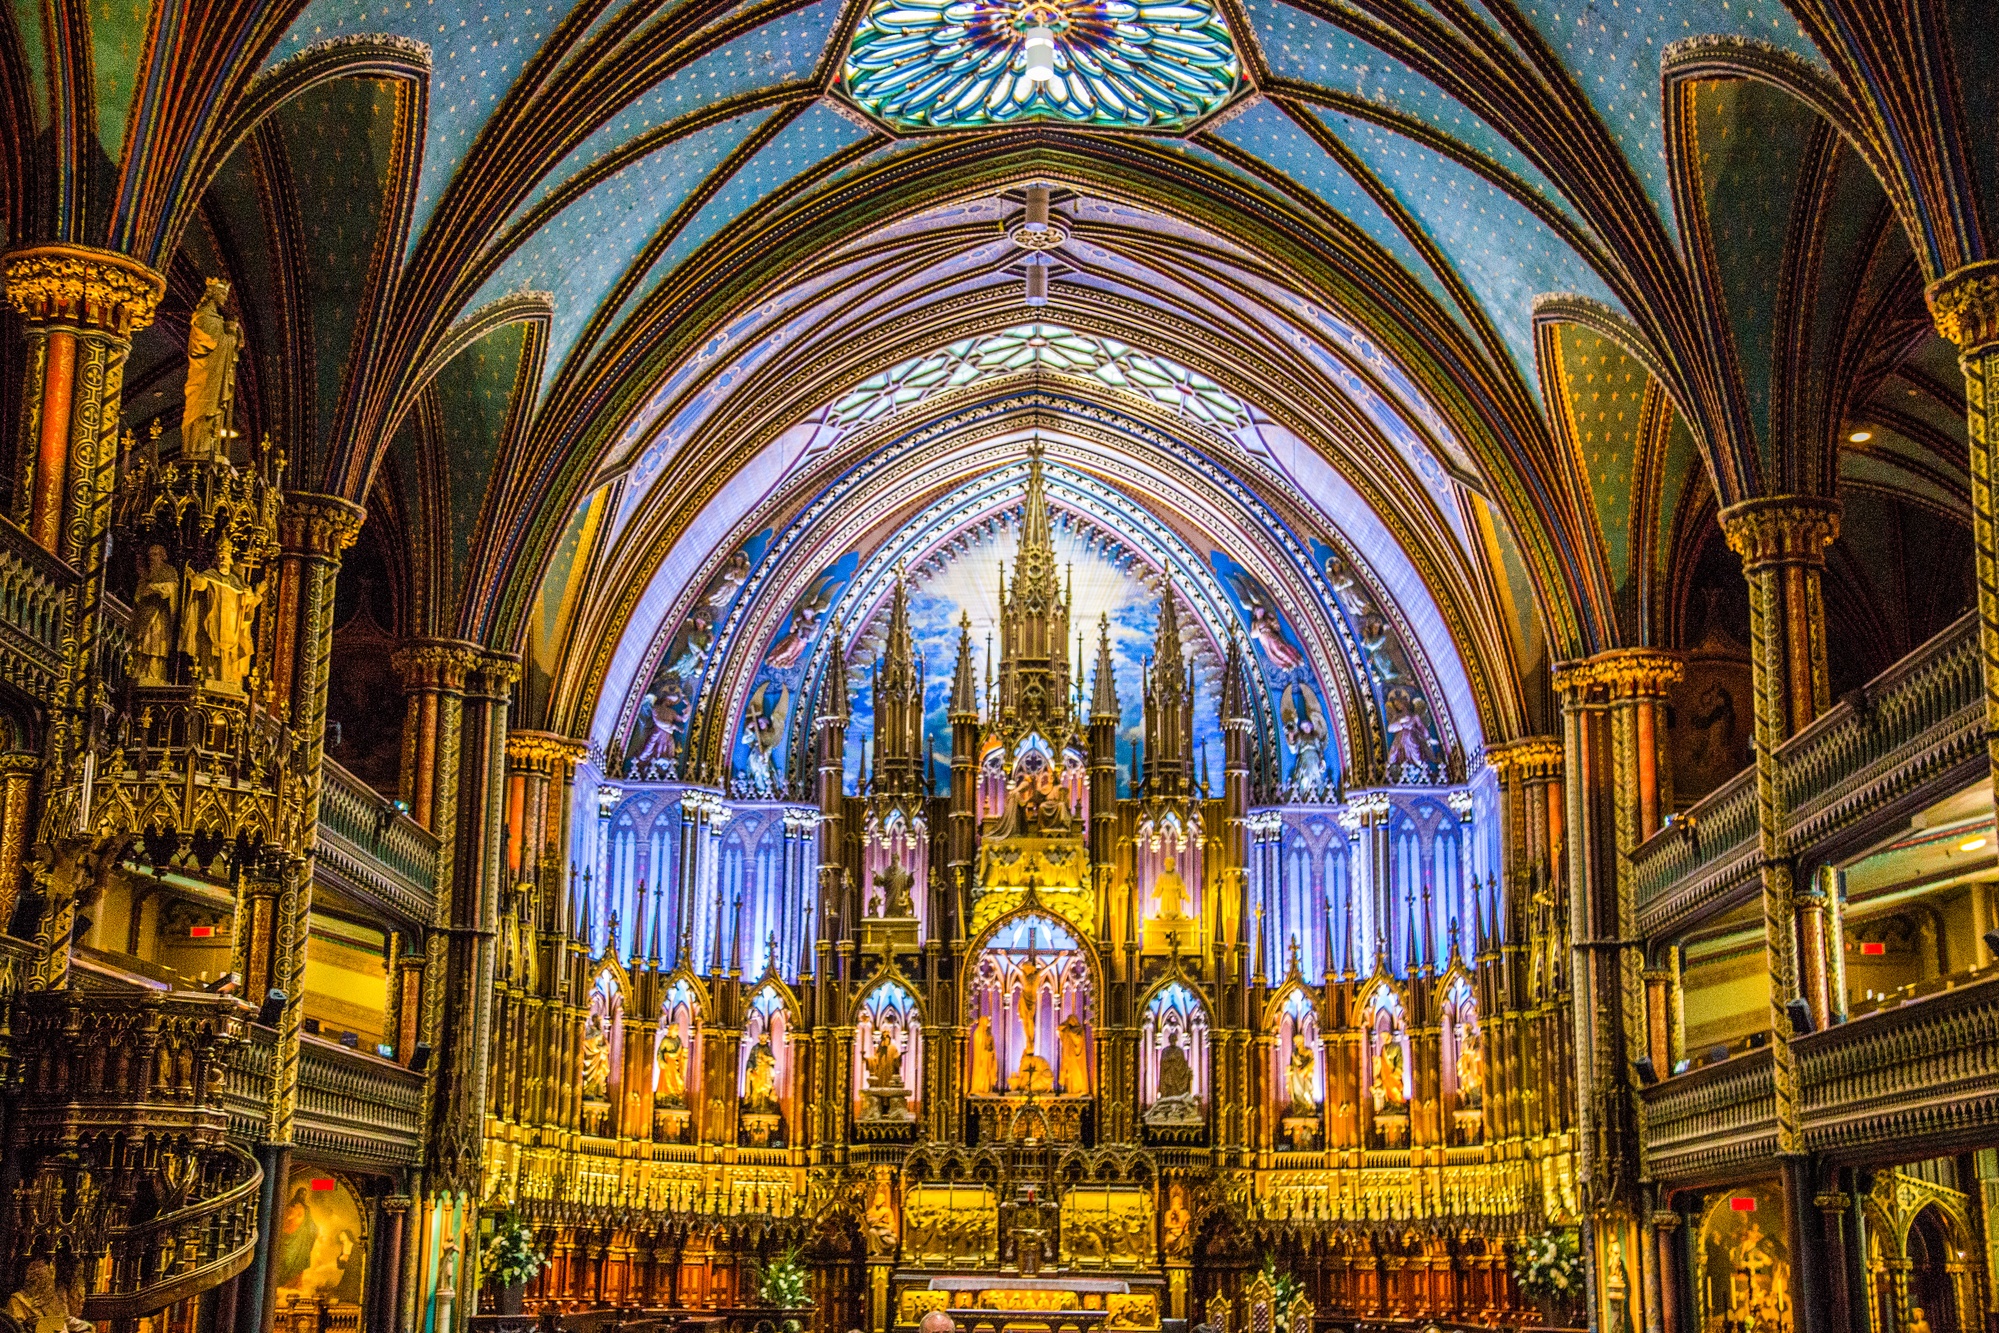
[1483,735,1563,780]
[1551,649,1684,702]
[2,245,165,335]
[278,491,365,559]
[1926,258,1999,354]
[391,640,480,693]
[505,730,587,772]
[1718,497,1840,571]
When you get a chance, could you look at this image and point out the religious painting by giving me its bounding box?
[853,981,921,1122]
[624,530,769,778]
[1671,631,1752,804]
[272,1170,365,1310]
[1697,1185,1793,1333]
[736,551,857,797]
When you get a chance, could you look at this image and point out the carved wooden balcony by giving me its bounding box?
[0,516,70,701]
[224,1021,425,1167]
[1633,611,1983,937]
[8,973,263,1320]
[1644,971,1999,1178]
[315,757,440,922]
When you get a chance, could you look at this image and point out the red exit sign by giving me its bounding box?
[1860,942,1886,956]
[1730,1197,1757,1212]
[189,925,214,938]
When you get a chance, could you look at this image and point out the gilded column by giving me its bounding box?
[0,751,40,931]
[1484,736,1563,1152]
[1718,495,1839,1333]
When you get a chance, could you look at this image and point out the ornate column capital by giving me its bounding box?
[1483,735,1564,781]
[1717,496,1840,572]
[467,650,521,702]
[391,639,480,693]
[506,729,588,774]
[1552,649,1684,704]
[3,244,165,335]
[279,491,366,558]
[0,752,41,778]
[1926,258,1999,355]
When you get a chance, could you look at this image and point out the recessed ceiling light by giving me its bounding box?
[1848,428,1874,443]
[1961,836,1988,852]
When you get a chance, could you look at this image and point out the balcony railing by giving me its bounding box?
[224,1024,426,1167]
[1633,612,1983,936]
[315,758,439,923]
[0,516,73,701]
[1644,971,1999,1178]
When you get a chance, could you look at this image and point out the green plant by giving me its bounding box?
[751,1244,812,1314]
[1511,1227,1582,1303]
[1258,1256,1304,1333]
[482,1211,547,1289]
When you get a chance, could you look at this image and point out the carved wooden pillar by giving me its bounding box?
[1718,495,1839,1333]
[0,751,39,931]
[1485,737,1563,1149]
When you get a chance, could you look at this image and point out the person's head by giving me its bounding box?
[18,1258,54,1301]
[918,1312,955,1333]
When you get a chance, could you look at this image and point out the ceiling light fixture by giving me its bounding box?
[1025,260,1049,307]
[1848,428,1873,443]
[1962,836,1989,852]
[1025,183,1050,232]
[1023,26,1057,83]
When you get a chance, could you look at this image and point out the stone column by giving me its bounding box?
[1485,736,1563,1148]
[0,751,39,931]
[1718,495,1839,1333]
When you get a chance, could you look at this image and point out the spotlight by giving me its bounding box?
[1634,1056,1658,1086]
[1983,929,1999,958]
[410,1042,432,1073]
[1023,26,1056,83]
[256,988,287,1027]
[1961,836,1989,852]
[1847,428,1873,444]
[1784,996,1815,1036]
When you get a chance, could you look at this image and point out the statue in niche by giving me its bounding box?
[1057,1012,1089,1094]
[1455,1026,1483,1110]
[863,1167,898,1257]
[1144,865,1194,950]
[657,1026,688,1108]
[1284,1039,1319,1118]
[1157,1030,1193,1102]
[1372,1038,1407,1113]
[874,859,915,917]
[129,544,180,685]
[742,1030,780,1114]
[180,538,264,691]
[580,1012,611,1099]
[865,1024,904,1090]
[182,278,240,461]
[969,1014,998,1094]
[1161,1183,1192,1260]
[1012,951,1055,1092]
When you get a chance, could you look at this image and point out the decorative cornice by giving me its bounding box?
[279,492,367,559]
[3,244,166,336]
[468,651,523,701]
[507,730,589,772]
[1717,496,1840,572]
[1926,259,1999,355]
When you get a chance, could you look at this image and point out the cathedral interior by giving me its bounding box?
[3,0,1999,1330]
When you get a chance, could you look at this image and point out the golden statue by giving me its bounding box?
[1373,1039,1407,1111]
[742,1030,780,1114]
[1058,1012,1090,1094]
[656,1026,687,1107]
[1015,953,1045,1051]
[1285,1039,1319,1117]
[874,859,916,917]
[1161,1183,1192,1259]
[580,1011,610,1099]
[182,277,240,461]
[865,1025,904,1089]
[180,538,264,691]
[129,544,180,685]
[970,1014,998,1094]
[1143,866,1196,951]
[864,1167,899,1256]
[1455,1027,1483,1109]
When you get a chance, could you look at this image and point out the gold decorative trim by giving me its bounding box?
[506,730,588,771]
[3,244,165,336]
[1483,735,1564,780]
[1926,258,1999,354]
[391,639,481,692]
[1551,649,1684,701]
[1718,496,1840,571]
[279,491,366,557]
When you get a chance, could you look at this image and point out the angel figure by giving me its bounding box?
[633,672,688,767]
[1227,571,1304,672]
[740,680,792,790]
[1383,687,1433,773]
[666,608,716,679]
[703,548,751,613]
[1324,553,1371,617]
[1280,683,1329,798]
[767,582,835,670]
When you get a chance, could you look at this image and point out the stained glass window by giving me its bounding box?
[843,0,1240,131]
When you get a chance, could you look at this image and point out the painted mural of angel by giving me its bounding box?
[740,680,792,790]
[633,671,688,766]
[1383,686,1433,774]
[703,549,751,613]
[1358,613,1399,683]
[1280,683,1330,798]
[666,607,716,678]
[766,583,836,671]
[1226,570,1305,673]
[1324,553,1371,617]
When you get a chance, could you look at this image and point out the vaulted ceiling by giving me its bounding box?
[2,0,1991,786]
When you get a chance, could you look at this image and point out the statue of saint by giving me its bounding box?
[742,1030,780,1114]
[182,278,240,460]
[1161,1183,1192,1259]
[656,1026,687,1108]
[129,545,180,685]
[863,1167,898,1257]
[1373,1039,1407,1111]
[180,538,264,691]
[874,859,915,917]
[8,1258,92,1333]
[580,1011,610,1099]
[969,1014,998,1094]
[865,1025,904,1089]
[1285,1039,1319,1117]
[1057,1012,1089,1094]
[1455,1027,1483,1109]
[1156,1030,1193,1101]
